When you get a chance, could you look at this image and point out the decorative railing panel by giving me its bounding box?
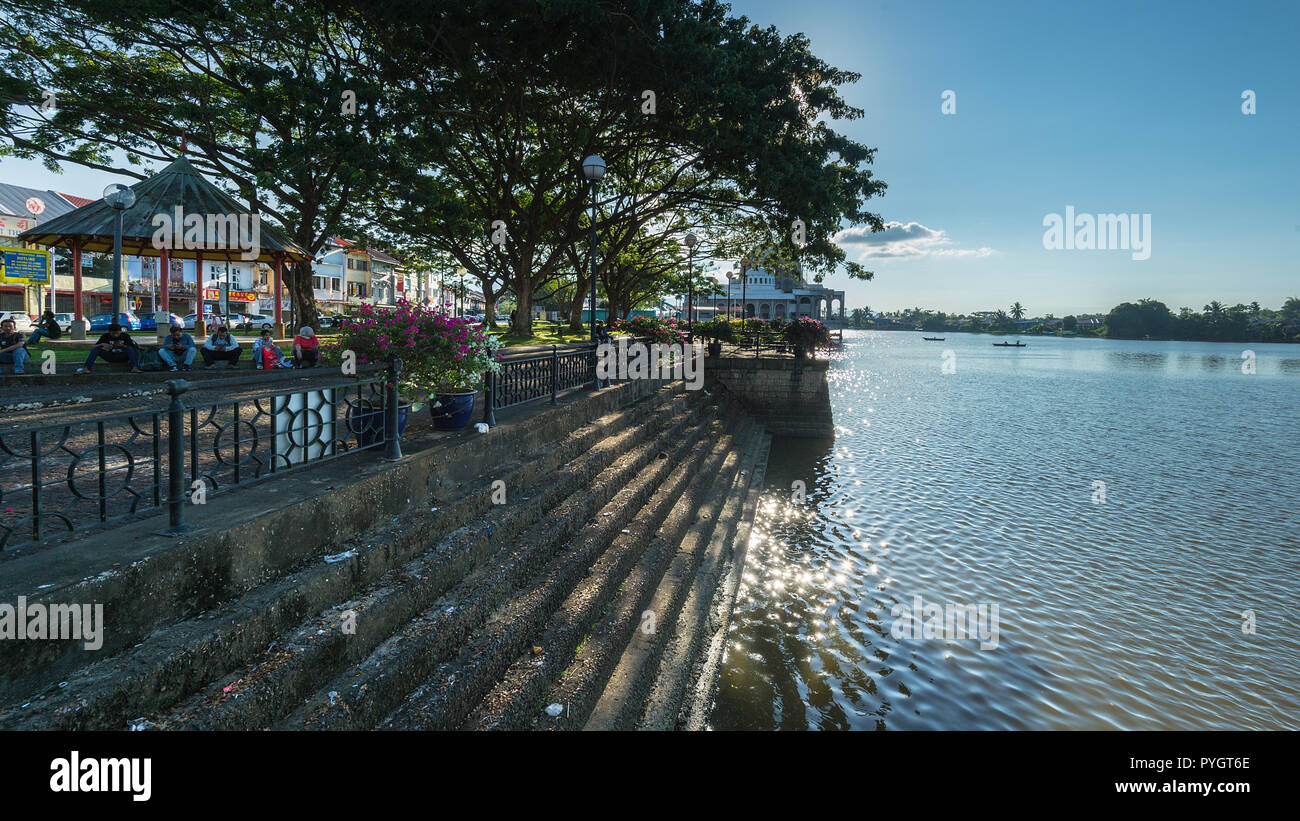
[0,363,402,556]
[0,411,163,550]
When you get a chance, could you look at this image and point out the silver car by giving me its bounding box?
[0,311,34,333]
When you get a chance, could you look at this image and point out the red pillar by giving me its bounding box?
[195,251,205,338]
[273,255,285,336]
[159,248,170,312]
[71,240,85,338]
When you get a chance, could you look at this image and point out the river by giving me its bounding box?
[711,330,1300,730]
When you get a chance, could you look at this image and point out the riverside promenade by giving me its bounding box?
[0,349,833,730]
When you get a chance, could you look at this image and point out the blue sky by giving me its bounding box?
[3,0,1297,316]
[736,0,1300,315]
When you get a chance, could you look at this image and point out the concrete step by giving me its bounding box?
[576,416,763,730]
[636,424,769,730]
[153,392,710,730]
[352,406,722,731]
[152,392,712,732]
[0,384,688,729]
[0,376,674,704]
[520,413,758,731]
[461,410,753,730]
[679,431,772,730]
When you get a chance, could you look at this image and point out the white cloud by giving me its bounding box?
[834,221,994,260]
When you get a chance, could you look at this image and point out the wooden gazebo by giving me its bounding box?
[18,157,310,337]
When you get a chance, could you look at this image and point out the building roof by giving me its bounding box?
[17,157,311,263]
[58,192,96,208]
[0,182,85,220]
[367,248,401,264]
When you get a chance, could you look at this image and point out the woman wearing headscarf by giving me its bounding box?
[293,325,319,368]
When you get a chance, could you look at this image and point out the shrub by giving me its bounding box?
[782,315,832,351]
[693,317,737,343]
[325,299,502,396]
[608,315,688,345]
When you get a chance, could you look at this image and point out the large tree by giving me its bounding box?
[353,0,887,336]
[0,0,403,327]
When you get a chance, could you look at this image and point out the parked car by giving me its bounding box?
[139,312,185,331]
[237,313,275,331]
[88,312,142,331]
[181,313,224,330]
[0,311,34,332]
[53,312,74,333]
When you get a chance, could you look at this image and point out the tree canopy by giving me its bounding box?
[2,0,887,329]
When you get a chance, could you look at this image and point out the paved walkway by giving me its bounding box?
[0,367,365,427]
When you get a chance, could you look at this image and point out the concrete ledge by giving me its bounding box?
[705,355,833,438]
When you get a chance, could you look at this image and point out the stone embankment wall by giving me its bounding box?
[704,356,833,438]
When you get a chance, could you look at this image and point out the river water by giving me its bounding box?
[711,330,1300,730]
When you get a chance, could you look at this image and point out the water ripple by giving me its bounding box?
[712,331,1300,730]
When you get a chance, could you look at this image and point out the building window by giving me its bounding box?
[347,257,370,272]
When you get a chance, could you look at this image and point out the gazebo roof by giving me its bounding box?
[16,157,311,263]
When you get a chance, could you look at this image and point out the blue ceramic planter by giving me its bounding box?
[432,391,476,430]
[347,402,410,447]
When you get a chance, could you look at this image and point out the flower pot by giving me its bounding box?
[793,344,809,360]
[431,390,476,430]
[346,401,410,447]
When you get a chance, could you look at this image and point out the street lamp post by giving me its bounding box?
[456,266,466,316]
[103,183,136,318]
[684,233,698,342]
[581,155,605,340]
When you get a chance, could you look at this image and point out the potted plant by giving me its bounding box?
[325,299,501,439]
[421,313,502,430]
[782,315,832,359]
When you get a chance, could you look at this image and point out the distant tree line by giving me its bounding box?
[846,297,1300,343]
[1103,298,1300,342]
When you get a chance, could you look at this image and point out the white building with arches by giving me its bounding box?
[701,270,846,322]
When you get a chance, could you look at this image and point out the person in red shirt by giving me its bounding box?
[293,326,319,368]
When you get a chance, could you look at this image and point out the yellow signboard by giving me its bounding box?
[0,246,50,285]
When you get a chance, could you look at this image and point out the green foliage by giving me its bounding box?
[608,315,686,345]
[782,315,832,350]
[693,316,737,343]
[325,299,501,395]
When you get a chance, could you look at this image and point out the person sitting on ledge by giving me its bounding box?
[26,310,62,345]
[252,328,291,369]
[292,326,319,368]
[201,325,242,368]
[158,325,197,371]
[0,318,31,374]
[76,323,141,374]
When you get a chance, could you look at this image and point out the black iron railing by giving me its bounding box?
[481,343,601,427]
[0,358,404,554]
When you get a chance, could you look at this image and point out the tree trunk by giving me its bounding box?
[288,259,319,330]
[511,275,533,336]
[481,280,496,325]
[568,272,587,334]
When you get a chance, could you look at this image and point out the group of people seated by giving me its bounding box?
[151,325,320,372]
[0,310,322,375]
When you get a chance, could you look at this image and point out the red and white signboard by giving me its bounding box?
[25,197,45,216]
